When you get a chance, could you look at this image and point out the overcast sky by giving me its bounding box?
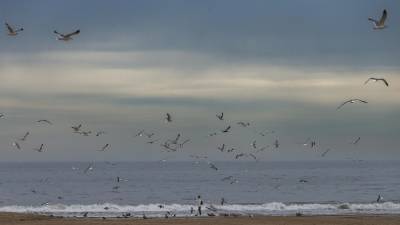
[0,0,399,161]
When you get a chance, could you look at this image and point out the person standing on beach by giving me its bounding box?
[196,195,203,216]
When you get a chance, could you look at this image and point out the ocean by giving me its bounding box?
[0,160,399,217]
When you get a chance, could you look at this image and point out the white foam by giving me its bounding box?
[0,202,399,217]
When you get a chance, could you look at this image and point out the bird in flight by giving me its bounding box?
[364,78,389,87]
[368,9,388,30]
[0,113,4,119]
[71,124,82,132]
[321,149,331,157]
[352,137,361,145]
[216,112,224,120]
[12,141,21,150]
[54,29,80,41]
[37,119,52,125]
[98,144,110,152]
[336,99,368,110]
[33,144,45,152]
[221,126,231,133]
[5,22,23,36]
[237,121,250,127]
[217,144,225,152]
[18,132,30,141]
[209,162,218,171]
[165,113,172,123]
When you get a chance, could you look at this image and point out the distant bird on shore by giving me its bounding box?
[337,99,368,110]
[33,144,44,152]
[18,132,30,141]
[364,78,389,87]
[37,119,52,125]
[216,112,224,120]
[368,9,387,30]
[5,22,23,36]
[54,29,80,41]
[165,113,172,123]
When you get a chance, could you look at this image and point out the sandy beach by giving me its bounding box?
[1,213,399,225]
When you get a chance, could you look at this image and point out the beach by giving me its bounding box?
[1,213,400,225]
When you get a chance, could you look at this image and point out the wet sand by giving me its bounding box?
[0,213,399,225]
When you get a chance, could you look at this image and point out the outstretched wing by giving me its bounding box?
[364,78,373,85]
[5,23,14,33]
[380,78,389,87]
[53,30,64,37]
[336,101,350,110]
[64,29,80,38]
[378,9,387,26]
[355,99,368,104]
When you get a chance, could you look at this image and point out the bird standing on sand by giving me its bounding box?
[54,29,80,41]
[368,9,388,30]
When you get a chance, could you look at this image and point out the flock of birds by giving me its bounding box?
[1,8,393,218]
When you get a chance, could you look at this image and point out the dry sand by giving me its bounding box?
[0,213,399,225]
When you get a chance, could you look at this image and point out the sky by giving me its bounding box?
[0,0,399,161]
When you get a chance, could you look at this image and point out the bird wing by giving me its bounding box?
[355,99,368,103]
[336,100,350,110]
[64,29,80,38]
[380,79,389,87]
[364,78,373,85]
[378,9,387,26]
[368,17,378,24]
[53,30,64,37]
[5,23,14,33]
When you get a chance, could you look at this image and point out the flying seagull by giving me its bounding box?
[209,162,218,171]
[221,126,231,133]
[368,9,387,30]
[364,78,389,87]
[33,144,45,152]
[98,144,110,152]
[12,141,21,150]
[54,29,80,41]
[37,119,52,125]
[18,132,30,141]
[216,112,224,120]
[217,144,225,152]
[165,113,172,123]
[237,121,250,127]
[0,113,4,119]
[336,99,368,110]
[5,22,23,36]
[352,137,361,145]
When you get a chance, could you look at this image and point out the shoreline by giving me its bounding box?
[1,213,399,225]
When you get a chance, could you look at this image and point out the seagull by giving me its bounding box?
[364,78,389,87]
[18,132,30,141]
[209,162,218,171]
[251,140,257,149]
[216,112,224,120]
[33,144,45,152]
[5,22,23,36]
[165,113,172,123]
[134,129,145,137]
[321,148,331,157]
[71,124,82,132]
[98,144,110,152]
[12,141,21,150]
[237,121,250,127]
[83,163,94,174]
[352,137,361,145]
[217,144,225,152]
[368,9,387,30]
[0,113,4,119]
[221,126,231,133]
[54,29,80,41]
[274,139,280,149]
[336,99,368,110]
[37,119,52,125]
